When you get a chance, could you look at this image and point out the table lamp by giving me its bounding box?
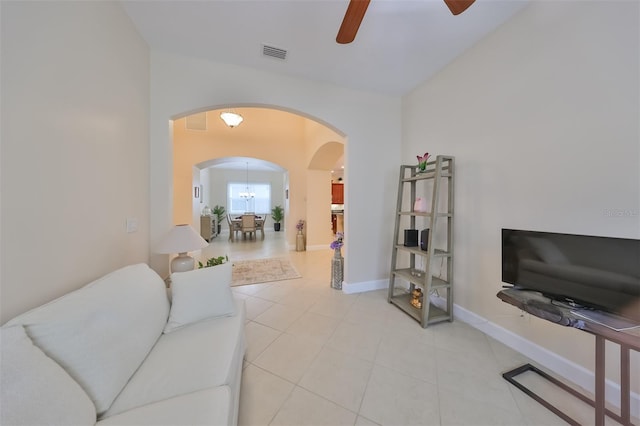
[156,224,209,273]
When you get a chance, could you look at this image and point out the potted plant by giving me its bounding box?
[212,205,226,235]
[198,255,228,269]
[271,205,284,231]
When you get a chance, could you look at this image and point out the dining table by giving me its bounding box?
[230,215,265,241]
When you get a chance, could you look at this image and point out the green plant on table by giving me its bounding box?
[198,255,228,269]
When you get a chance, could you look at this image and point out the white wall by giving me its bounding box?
[307,170,334,249]
[206,168,285,228]
[149,51,402,283]
[403,0,639,396]
[0,1,150,323]
[200,167,211,209]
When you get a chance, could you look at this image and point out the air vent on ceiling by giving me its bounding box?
[185,112,207,131]
[262,44,287,61]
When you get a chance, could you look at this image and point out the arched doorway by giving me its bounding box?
[171,106,345,250]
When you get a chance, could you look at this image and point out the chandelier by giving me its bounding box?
[239,162,255,199]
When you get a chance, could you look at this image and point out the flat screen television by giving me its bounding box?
[501,229,640,322]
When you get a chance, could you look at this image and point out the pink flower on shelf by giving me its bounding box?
[416,152,431,171]
[296,220,304,231]
[330,232,344,250]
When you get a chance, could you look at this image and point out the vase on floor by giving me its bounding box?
[296,231,305,252]
[331,248,343,290]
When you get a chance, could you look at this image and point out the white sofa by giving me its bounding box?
[1,262,246,426]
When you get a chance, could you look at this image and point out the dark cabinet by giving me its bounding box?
[331,183,344,204]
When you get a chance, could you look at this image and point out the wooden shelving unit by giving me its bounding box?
[387,155,455,328]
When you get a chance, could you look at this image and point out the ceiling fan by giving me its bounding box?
[336,0,476,44]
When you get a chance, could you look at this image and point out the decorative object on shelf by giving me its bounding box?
[330,232,344,289]
[271,205,284,231]
[416,152,431,172]
[410,288,423,309]
[295,220,305,251]
[410,269,423,277]
[413,197,427,212]
[403,229,418,247]
[420,229,430,251]
[212,205,226,234]
[202,205,212,216]
[156,224,209,273]
[220,110,243,128]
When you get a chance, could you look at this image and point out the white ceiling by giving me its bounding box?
[121,0,529,96]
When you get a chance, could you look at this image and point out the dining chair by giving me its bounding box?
[255,216,265,239]
[227,214,242,242]
[241,214,256,239]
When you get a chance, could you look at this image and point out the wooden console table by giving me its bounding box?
[498,288,640,426]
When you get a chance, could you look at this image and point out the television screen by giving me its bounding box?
[502,229,640,322]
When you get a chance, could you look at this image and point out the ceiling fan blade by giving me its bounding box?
[444,0,476,15]
[336,0,371,44]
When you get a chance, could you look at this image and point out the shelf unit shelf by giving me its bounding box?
[387,155,455,328]
[397,211,452,218]
[393,245,451,257]
[391,269,450,290]
[389,292,451,324]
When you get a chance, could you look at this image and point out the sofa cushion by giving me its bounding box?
[97,386,231,426]
[5,263,170,415]
[0,325,96,426]
[103,298,246,418]
[164,262,235,333]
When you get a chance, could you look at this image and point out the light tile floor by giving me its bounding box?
[201,231,632,426]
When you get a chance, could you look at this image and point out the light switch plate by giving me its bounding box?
[126,218,138,233]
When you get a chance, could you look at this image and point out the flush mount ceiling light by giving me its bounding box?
[220,111,244,128]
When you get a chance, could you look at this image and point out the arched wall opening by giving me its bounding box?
[171,105,345,250]
[149,54,402,289]
[194,156,287,233]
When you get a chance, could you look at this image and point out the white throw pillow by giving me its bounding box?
[0,325,96,426]
[164,261,236,333]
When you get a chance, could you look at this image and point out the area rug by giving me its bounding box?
[231,257,301,287]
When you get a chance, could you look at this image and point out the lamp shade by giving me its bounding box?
[156,224,208,254]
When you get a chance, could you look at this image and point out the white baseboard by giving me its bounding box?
[429,294,640,419]
[343,280,640,418]
[342,278,388,294]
